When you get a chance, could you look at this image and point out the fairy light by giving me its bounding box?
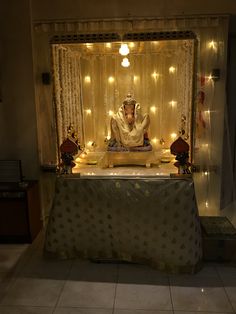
[121,57,130,67]
[86,43,93,49]
[204,171,209,176]
[108,76,115,83]
[129,42,135,48]
[170,133,177,140]
[151,72,159,80]
[133,75,139,82]
[119,43,130,56]
[87,141,93,147]
[85,109,92,115]
[208,40,217,50]
[169,66,176,73]
[205,201,209,208]
[105,43,112,48]
[151,137,158,144]
[84,76,91,83]
[169,100,177,108]
[150,106,157,113]
[108,110,114,116]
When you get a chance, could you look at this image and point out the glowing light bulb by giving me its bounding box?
[108,76,114,83]
[133,75,139,82]
[86,43,93,49]
[151,72,160,80]
[207,74,213,81]
[87,141,93,147]
[204,171,209,176]
[85,109,91,114]
[208,40,217,50]
[119,43,130,56]
[84,76,91,83]
[201,288,204,293]
[169,100,177,107]
[205,110,210,114]
[121,57,130,67]
[129,42,135,48]
[205,201,209,208]
[150,106,157,113]
[170,133,177,140]
[169,66,176,73]
[108,110,114,116]
[202,143,209,148]
[152,137,158,144]
[105,43,111,48]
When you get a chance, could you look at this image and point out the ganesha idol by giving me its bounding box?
[108,94,152,151]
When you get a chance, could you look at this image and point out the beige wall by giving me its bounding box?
[31,0,236,21]
[0,0,39,180]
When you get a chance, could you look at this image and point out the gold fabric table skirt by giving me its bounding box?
[44,175,202,273]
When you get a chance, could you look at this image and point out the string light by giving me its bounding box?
[205,201,209,208]
[108,110,114,116]
[129,42,135,48]
[169,100,177,107]
[151,137,158,144]
[84,76,91,83]
[169,66,176,73]
[108,76,114,83]
[119,43,129,56]
[151,72,159,80]
[105,43,112,48]
[208,40,217,50]
[150,106,157,113]
[121,57,130,67]
[170,133,177,140]
[133,75,139,82]
[87,141,93,147]
[85,43,93,49]
[85,109,92,115]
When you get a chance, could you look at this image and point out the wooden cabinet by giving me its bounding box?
[0,181,42,243]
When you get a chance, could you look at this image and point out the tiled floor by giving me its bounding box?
[0,231,236,314]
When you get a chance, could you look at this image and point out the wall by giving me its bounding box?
[31,0,236,21]
[0,0,39,180]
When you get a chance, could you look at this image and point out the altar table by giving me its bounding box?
[44,175,202,273]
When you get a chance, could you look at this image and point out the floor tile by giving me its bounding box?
[0,245,30,273]
[170,276,234,312]
[54,308,113,313]
[114,310,173,314]
[1,277,64,307]
[173,312,234,314]
[69,259,118,282]
[0,305,53,313]
[58,281,116,308]
[115,283,172,310]
[115,263,172,311]
[19,250,72,280]
[118,263,169,285]
[220,276,236,312]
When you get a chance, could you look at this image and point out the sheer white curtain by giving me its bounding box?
[52,40,194,151]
